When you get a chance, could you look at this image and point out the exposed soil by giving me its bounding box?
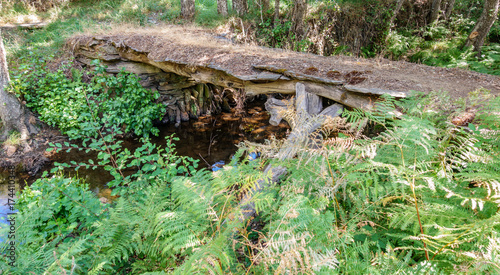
[0,123,65,177]
[70,25,499,98]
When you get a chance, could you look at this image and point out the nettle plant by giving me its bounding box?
[10,57,165,139]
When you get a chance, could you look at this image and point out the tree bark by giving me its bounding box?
[256,0,270,22]
[259,0,270,12]
[233,0,247,16]
[0,31,38,141]
[217,0,228,16]
[429,0,443,23]
[180,0,195,20]
[274,0,280,25]
[464,0,500,56]
[444,0,455,20]
[291,0,307,38]
[389,0,405,28]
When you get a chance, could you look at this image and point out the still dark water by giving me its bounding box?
[0,102,289,236]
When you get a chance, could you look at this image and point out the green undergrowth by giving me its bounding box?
[1,89,499,273]
[9,57,165,139]
[384,16,500,75]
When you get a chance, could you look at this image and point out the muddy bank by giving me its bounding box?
[0,125,65,179]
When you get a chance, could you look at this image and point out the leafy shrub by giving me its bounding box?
[257,19,293,49]
[467,44,500,75]
[10,58,165,139]
[0,127,199,273]
[384,30,423,59]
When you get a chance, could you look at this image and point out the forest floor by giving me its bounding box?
[70,25,500,98]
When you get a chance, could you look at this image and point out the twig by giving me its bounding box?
[208,118,218,156]
[83,92,125,179]
[54,251,67,275]
[198,153,211,167]
[411,153,430,261]
[70,256,76,275]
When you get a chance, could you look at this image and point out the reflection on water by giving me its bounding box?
[40,102,289,191]
[0,101,290,240]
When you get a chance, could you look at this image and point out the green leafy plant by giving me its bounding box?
[383,15,500,76]
[10,58,165,139]
[0,176,105,274]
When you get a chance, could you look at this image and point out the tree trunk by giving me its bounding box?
[444,0,455,20]
[217,0,228,16]
[0,31,38,141]
[257,0,270,22]
[429,0,443,23]
[389,0,406,28]
[274,0,280,25]
[180,0,195,20]
[260,0,270,12]
[464,0,500,56]
[291,0,307,38]
[233,0,247,15]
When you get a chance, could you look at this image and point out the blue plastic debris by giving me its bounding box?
[248,152,261,161]
[211,160,225,172]
[211,152,261,172]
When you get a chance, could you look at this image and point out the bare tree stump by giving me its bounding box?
[264,97,291,126]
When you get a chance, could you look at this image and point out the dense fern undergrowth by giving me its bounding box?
[1,84,499,273]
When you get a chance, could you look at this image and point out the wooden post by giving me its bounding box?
[237,82,343,221]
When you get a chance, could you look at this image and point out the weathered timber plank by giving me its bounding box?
[105,61,162,74]
[296,82,322,117]
[278,103,343,160]
[253,64,344,85]
[264,97,291,126]
[344,84,407,98]
[244,80,298,95]
[248,81,375,110]
[239,72,291,82]
[303,82,375,110]
[0,22,48,30]
[158,81,196,91]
